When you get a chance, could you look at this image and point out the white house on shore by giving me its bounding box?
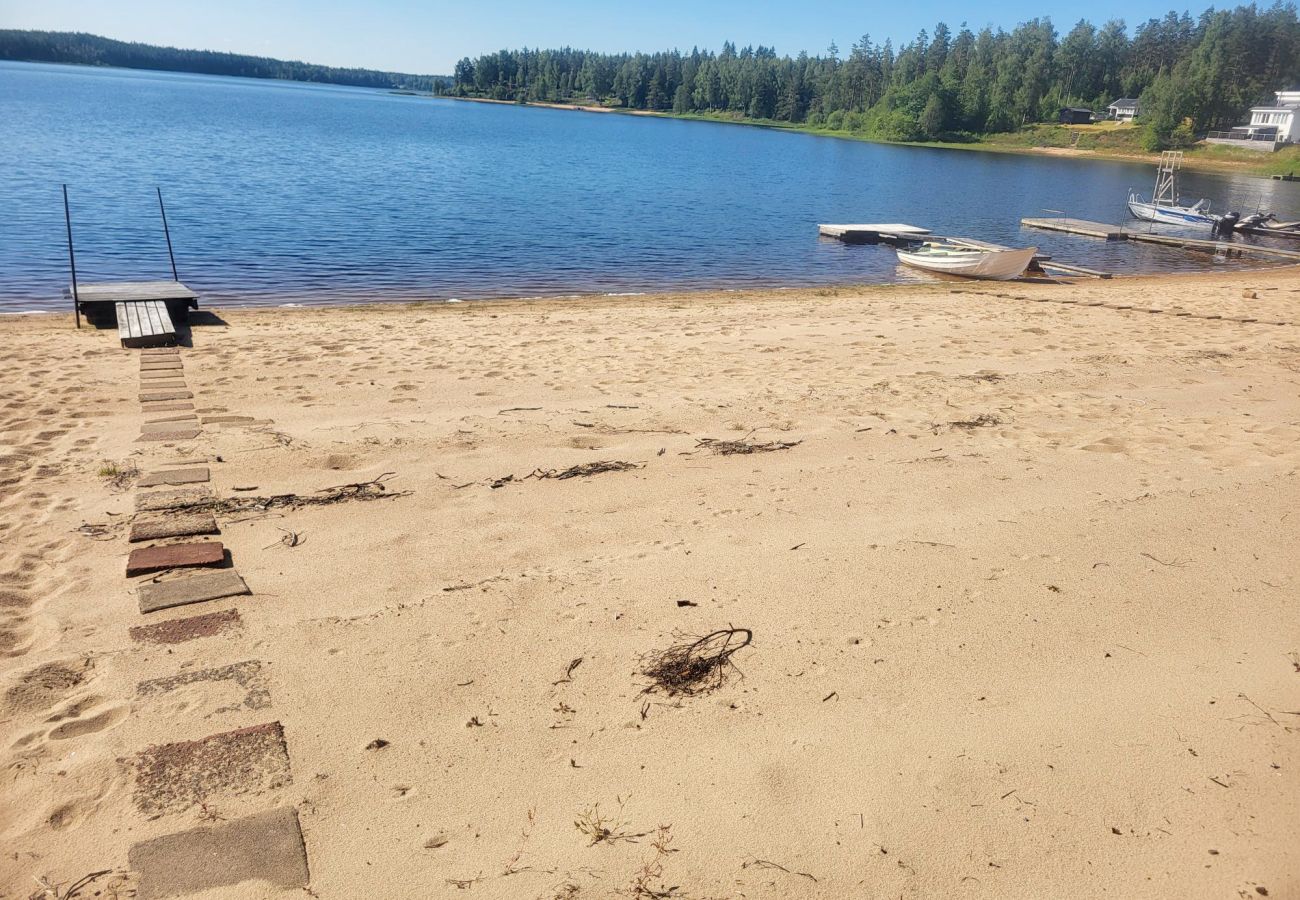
[1108,98,1141,121]
[1207,90,1299,152]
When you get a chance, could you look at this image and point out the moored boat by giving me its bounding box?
[895,242,1038,280]
[1127,150,1221,228]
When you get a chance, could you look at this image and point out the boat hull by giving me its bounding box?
[895,246,1037,281]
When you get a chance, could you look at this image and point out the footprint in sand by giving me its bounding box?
[48,703,128,740]
[2,658,95,715]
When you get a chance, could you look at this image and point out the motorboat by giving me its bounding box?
[1127,150,1220,227]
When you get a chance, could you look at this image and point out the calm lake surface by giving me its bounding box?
[2,60,1298,312]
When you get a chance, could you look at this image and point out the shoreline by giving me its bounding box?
[5,263,1300,319]
[441,95,1300,179]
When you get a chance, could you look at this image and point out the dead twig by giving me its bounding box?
[694,437,800,456]
[741,858,818,882]
[1141,552,1190,568]
[261,528,304,550]
[527,461,642,480]
[28,869,115,900]
[133,473,409,518]
[553,657,585,685]
[935,413,1001,433]
[642,628,753,697]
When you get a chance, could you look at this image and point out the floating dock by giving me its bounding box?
[1019,218,1126,240]
[818,223,931,244]
[1021,217,1300,261]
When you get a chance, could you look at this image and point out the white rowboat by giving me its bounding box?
[895,243,1038,280]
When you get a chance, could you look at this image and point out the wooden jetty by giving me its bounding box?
[820,222,1112,279]
[1018,218,1126,240]
[818,223,931,244]
[1022,216,1300,262]
[62,185,199,347]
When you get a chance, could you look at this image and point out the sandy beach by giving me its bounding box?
[1,269,1298,899]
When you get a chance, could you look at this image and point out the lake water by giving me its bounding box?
[2,60,1298,313]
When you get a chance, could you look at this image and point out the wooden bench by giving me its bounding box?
[116,300,177,348]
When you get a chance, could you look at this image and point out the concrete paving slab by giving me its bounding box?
[137,467,209,487]
[128,806,308,900]
[136,487,212,512]
[136,431,200,443]
[129,511,219,543]
[138,569,249,614]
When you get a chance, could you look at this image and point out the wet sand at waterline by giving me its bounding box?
[1,269,1297,899]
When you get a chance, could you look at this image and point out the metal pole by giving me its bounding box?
[157,186,179,281]
[63,184,80,328]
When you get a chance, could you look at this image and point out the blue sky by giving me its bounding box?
[3,0,1216,73]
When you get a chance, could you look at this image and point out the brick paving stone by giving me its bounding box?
[126,541,224,577]
[137,569,249,613]
[128,806,308,900]
[129,608,241,644]
[140,390,193,402]
[132,721,290,816]
[141,401,195,413]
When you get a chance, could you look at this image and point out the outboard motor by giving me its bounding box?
[1214,211,1240,236]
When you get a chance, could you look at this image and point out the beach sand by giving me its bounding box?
[1,269,1298,899]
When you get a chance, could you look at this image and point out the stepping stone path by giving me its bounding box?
[126,541,224,577]
[128,806,309,900]
[116,344,310,892]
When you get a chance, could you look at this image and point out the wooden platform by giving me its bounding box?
[1022,217,1300,261]
[1020,218,1127,240]
[117,300,177,348]
[819,223,931,244]
[74,280,198,304]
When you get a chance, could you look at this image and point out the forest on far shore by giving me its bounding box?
[447,3,1300,149]
[0,30,449,92]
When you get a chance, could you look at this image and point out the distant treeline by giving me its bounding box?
[0,30,449,92]
[449,3,1300,149]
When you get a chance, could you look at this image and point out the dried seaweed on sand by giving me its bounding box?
[527,461,642,480]
[642,628,753,697]
[694,437,800,455]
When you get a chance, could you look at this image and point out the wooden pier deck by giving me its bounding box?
[116,299,177,348]
[1021,217,1300,262]
[1019,218,1127,240]
[819,223,931,244]
[66,281,197,347]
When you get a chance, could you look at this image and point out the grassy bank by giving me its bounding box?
[453,98,1298,180]
[668,110,1300,178]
